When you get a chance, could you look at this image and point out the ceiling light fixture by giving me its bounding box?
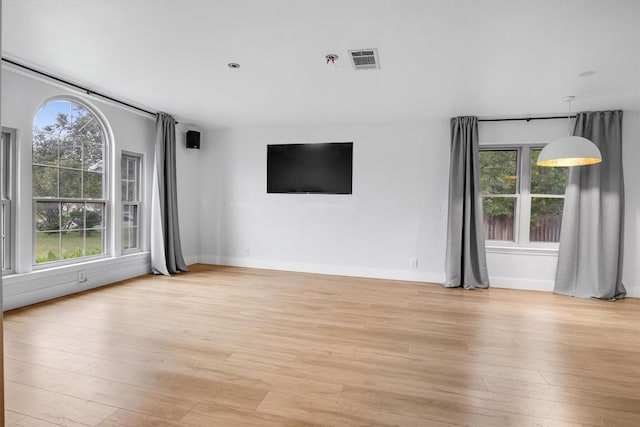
[536,96,602,167]
[325,54,339,64]
[227,63,240,69]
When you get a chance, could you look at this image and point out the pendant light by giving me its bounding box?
[537,96,602,167]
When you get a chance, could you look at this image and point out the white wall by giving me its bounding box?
[198,121,450,282]
[3,63,636,303]
[1,66,156,310]
[622,111,640,297]
[480,113,640,297]
[174,124,202,265]
[479,119,567,292]
[196,114,639,297]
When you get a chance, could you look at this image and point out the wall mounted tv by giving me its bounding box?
[267,142,353,194]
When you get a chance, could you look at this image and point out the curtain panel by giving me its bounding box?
[554,110,625,299]
[444,116,489,289]
[151,113,189,275]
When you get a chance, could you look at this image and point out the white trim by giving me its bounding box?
[3,252,151,311]
[121,151,143,255]
[200,255,444,284]
[481,145,566,247]
[32,97,112,266]
[489,275,554,292]
[486,245,559,256]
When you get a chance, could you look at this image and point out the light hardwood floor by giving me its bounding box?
[4,264,640,426]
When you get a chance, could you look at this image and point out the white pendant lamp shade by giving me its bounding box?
[537,135,602,167]
[536,96,602,167]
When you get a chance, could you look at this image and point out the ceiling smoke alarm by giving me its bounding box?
[348,49,380,70]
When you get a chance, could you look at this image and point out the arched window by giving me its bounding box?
[32,99,107,264]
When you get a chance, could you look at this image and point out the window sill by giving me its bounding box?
[5,252,150,280]
[485,244,559,256]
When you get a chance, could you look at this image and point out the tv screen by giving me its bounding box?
[267,142,353,194]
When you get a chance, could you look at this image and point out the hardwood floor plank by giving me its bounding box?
[482,376,640,415]
[257,391,451,427]
[4,342,99,372]
[339,384,640,427]
[96,409,192,427]
[76,358,269,410]
[4,358,34,377]
[224,348,490,394]
[155,357,344,401]
[5,382,118,427]
[8,330,166,369]
[7,413,65,427]
[180,401,323,427]
[338,385,594,427]
[3,264,639,427]
[8,365,198,421]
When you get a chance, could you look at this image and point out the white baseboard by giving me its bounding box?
[199,255,445,284]
[3,252,152,311]
[489,276,555,292]
[622,286,639,298]
[183,255,201,267]
[199,256,640,298]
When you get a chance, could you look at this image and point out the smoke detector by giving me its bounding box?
[348,49,380,70]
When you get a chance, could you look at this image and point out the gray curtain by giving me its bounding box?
[554,110,625,300]
[150,112,188,275]
[444,116,489,289]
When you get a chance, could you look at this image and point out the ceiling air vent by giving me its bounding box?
[349,49,380,70]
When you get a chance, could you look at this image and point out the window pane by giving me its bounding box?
[84,142,103,172]
[86,203,104,230]
[122,204,137,225]
[83,171,103,198]
[479,150,518,194]
[483,197,516,241]
[1,200,11,271]
[126,180,137,201]
[59,169,82,198]
[32,165,58,197]
[127,158,137,181]
[61,230,85,259]
[530,149,568,194]
[36,202,60,231]
[35,231,61,263]
[121,181,128,202]
[86,229,104,256]
[122,204,138,250]
[61,202,84,230]
[32,133,59,166]
[2,133,10,199]
[32,100,108,265]
[123,225,138,250]
[59,136,82,168]
[75,117,102,146]
[530,197,564,242]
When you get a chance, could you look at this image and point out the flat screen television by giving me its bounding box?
[267,142,353,194]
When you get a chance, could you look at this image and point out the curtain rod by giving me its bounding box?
[1,57,166,120]
[478,115,575,122]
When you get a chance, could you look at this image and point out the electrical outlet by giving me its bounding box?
[409,257,419,269]
[78,271,87,283]
[243,247,251,256]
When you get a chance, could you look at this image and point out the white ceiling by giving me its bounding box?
[3,0,640,129]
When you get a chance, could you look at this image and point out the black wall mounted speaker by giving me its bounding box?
[186,130,200,149]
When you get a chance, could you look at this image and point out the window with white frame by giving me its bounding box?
[121,153,141,252]
[479,145,568,246]
[1,130,15,273]
[32,99,107,264]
